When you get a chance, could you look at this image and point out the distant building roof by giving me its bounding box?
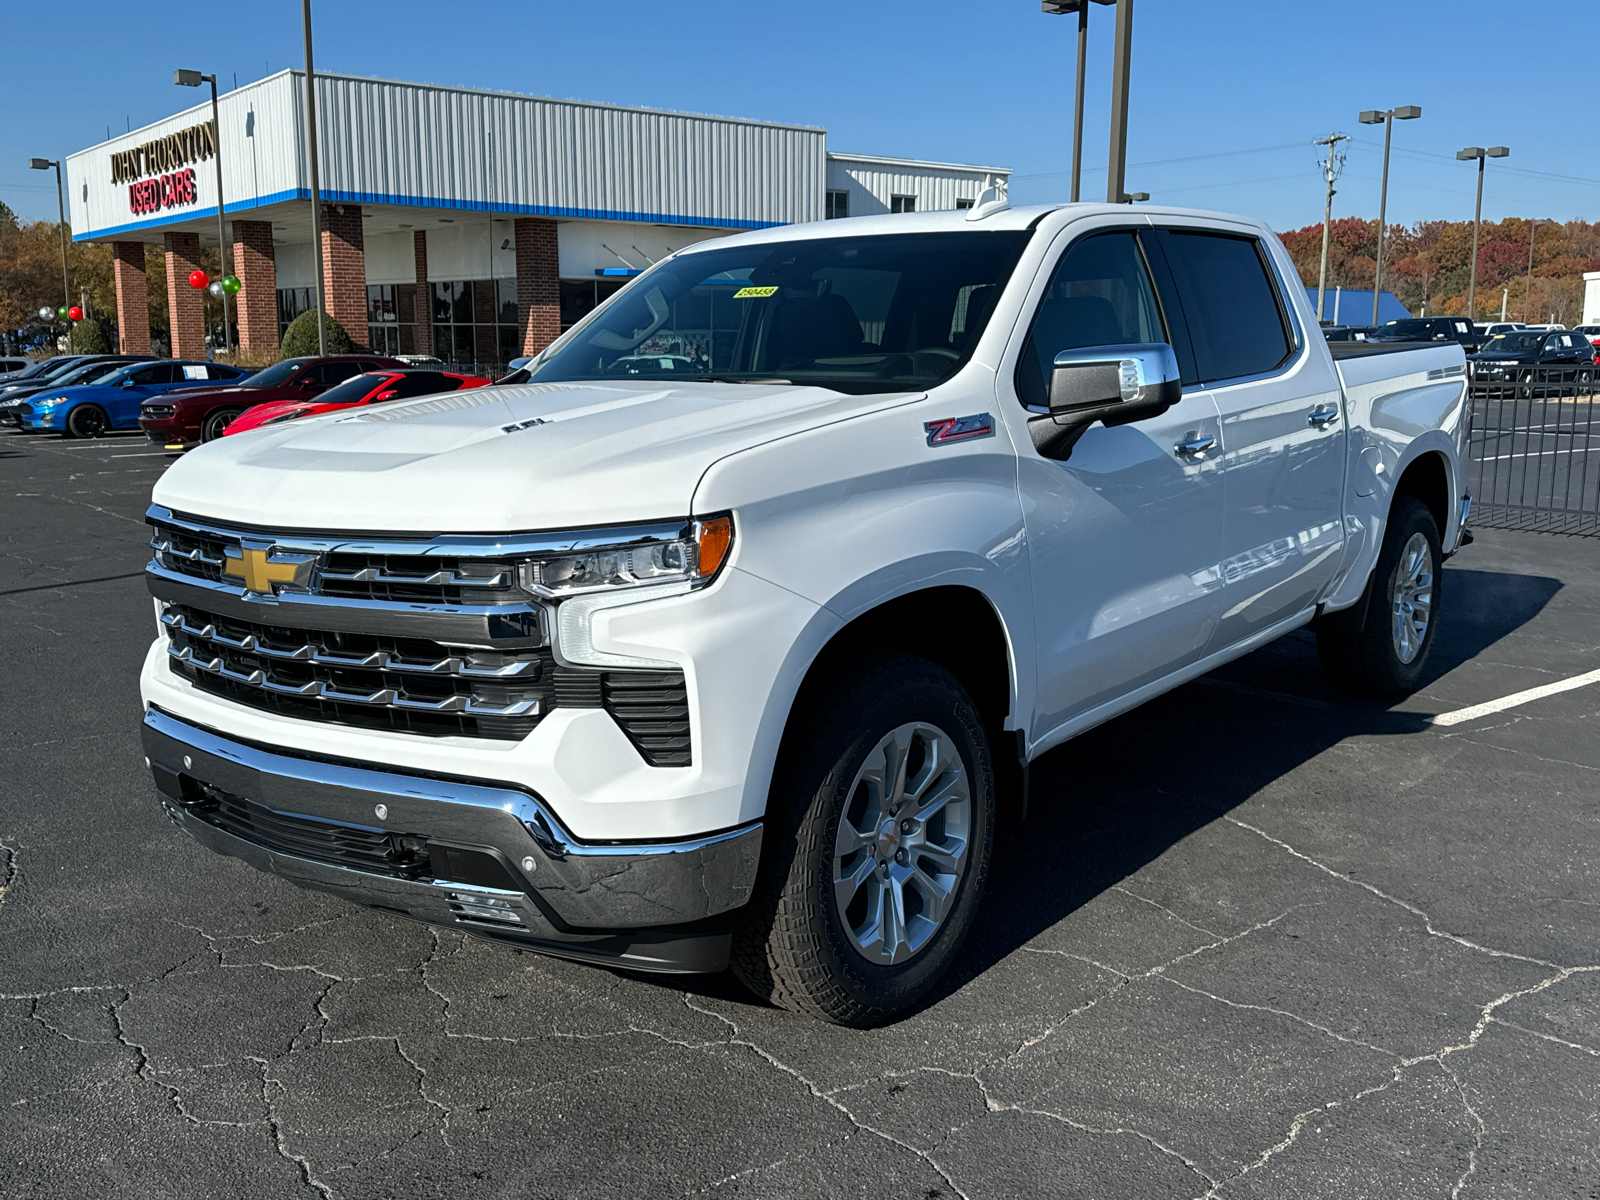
[1304,287,1413,325]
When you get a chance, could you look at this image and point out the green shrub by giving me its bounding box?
[68,319,109,354]
[279,310,353,358]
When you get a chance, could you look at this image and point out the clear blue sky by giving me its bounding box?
[3,0,1592,232]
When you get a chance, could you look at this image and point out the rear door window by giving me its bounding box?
[1014,231,1168,409]
[1156,231,1292,385]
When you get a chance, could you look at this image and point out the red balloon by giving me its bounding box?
[67,306,83,322]
[188,270,209,290]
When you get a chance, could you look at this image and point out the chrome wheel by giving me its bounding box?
[832,721,971,966]
[1391,532,1434,664]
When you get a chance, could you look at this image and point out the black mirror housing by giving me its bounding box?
[1029,342,1183,460]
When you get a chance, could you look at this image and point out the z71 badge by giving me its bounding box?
[924,413,995,447]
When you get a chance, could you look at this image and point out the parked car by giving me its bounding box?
[224,369,491,435]
[1368,315,1482,353]
[1474,322,1524,339]
[1569,324,1600,345]
[138,354,406,447]
[1469,328,1597,381]
[2,356,160,428]
[1321,325,1375,342]
[140,201,1471,1025]
[19,361,252,437]
[0,357,30,376]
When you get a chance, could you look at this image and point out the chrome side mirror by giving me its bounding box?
[1029,342,1183,460]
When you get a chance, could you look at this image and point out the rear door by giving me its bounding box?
[110,363,178,422]
[1151,226,1347,651]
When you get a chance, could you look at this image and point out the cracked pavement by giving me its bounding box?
[4,431,1599,1198]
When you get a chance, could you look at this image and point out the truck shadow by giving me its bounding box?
[940,564,1563,1004]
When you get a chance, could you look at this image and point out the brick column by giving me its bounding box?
[163,231,206,359]
[111,241,150,354]
[514,218,560,355]
[231,220,278,353]
[412,230,432,356]
[320,203,368,349]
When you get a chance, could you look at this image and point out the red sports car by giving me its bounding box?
[224,370,491,436]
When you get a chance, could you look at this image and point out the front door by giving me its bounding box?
[1011,228,1228,741]
[1151,228,1347,650]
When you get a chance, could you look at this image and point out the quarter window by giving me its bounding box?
[1015,231,1167,410]
[1159,232,1291,384]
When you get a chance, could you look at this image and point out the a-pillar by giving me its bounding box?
[514,218,560,355]
[412,230,432,356]
[111,241,150,354]
[320,203,368,349]
[231,220,278,353]
[163,231,206,359]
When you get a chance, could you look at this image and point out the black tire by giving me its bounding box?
[730,654,994,1027]
[1317,495,1443,696]
[64,404,109,439]
[201,408,243,442]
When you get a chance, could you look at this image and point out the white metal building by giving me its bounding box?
[65,71,1009,362]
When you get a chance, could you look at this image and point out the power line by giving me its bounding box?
[1012,139,1306,181]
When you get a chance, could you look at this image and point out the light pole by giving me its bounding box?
[1312,132,1350,323]
[1455,145,1509,323]
[1358,105,1421,326]
[1041,0,1113,203]
[174,69,233,355]
[1524,218,1553,323]
[302,0,328,356]
[27,158,70,318]
[1105,0,1134,203]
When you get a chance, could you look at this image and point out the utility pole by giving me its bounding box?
[1524,218,1552,324]
[302,0,327,355]
[1105,0,1134,204]
[1312,132,1349,323]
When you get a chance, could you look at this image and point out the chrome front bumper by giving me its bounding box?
[141,708,762,973]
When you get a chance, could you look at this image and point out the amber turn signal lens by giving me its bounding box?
[694,516,733,578]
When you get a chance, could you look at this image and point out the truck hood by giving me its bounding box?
[152,379,922,532]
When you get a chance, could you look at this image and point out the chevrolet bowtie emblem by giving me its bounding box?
[223,541,315,595]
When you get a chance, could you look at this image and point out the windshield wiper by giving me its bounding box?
[698,376,793,385]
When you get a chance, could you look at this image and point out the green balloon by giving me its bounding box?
[56,306,69,320]
[221,274,242,295]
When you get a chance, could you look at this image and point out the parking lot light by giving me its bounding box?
[1457,145,1510,322]
[1041,0,1114,203]
[1525,217,1553,323]
[1359,105,1421,326]
[27,157,70,318]
[175,68,233,355]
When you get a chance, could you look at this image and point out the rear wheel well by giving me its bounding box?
[1394,451,1450,537]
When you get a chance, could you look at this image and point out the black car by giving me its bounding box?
[1469,328,1596,384]
[0,355,158,428]
[1321,325,1377,342]
[1367,316,1482,353]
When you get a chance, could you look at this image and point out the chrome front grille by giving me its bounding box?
[163,602,552,739]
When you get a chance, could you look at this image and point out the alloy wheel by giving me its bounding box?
[1391,532,1434,664]
[832,721,972,966]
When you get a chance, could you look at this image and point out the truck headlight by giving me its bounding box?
[519,516,733,597]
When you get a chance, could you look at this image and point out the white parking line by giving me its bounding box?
[1430,667,1600,726]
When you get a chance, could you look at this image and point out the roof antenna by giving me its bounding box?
[965,183,1011,222]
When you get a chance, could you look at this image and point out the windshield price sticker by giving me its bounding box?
[732,286,779,299]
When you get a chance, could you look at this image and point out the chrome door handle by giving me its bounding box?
[1173,435,1216,457]
[1308,404,1341,428]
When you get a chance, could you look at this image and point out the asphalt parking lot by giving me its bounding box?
[4,430,1599,1199]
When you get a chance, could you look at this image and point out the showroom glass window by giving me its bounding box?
[366,284,417,355]
[432,280,521,366]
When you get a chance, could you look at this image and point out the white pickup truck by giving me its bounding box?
[140,198,1470,1025]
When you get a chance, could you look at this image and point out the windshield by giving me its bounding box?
[1483,332,1545,352]
[530,231,1033,395]
[8,359,63,381]
[242,360,306,387]
[314,373,392,406]
[54,361,125,387]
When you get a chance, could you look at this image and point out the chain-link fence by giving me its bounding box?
[1467,366,1600,536]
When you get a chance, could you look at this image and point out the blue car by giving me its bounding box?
[20,361,253,438]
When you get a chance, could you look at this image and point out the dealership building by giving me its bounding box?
[65,71,1008,362]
